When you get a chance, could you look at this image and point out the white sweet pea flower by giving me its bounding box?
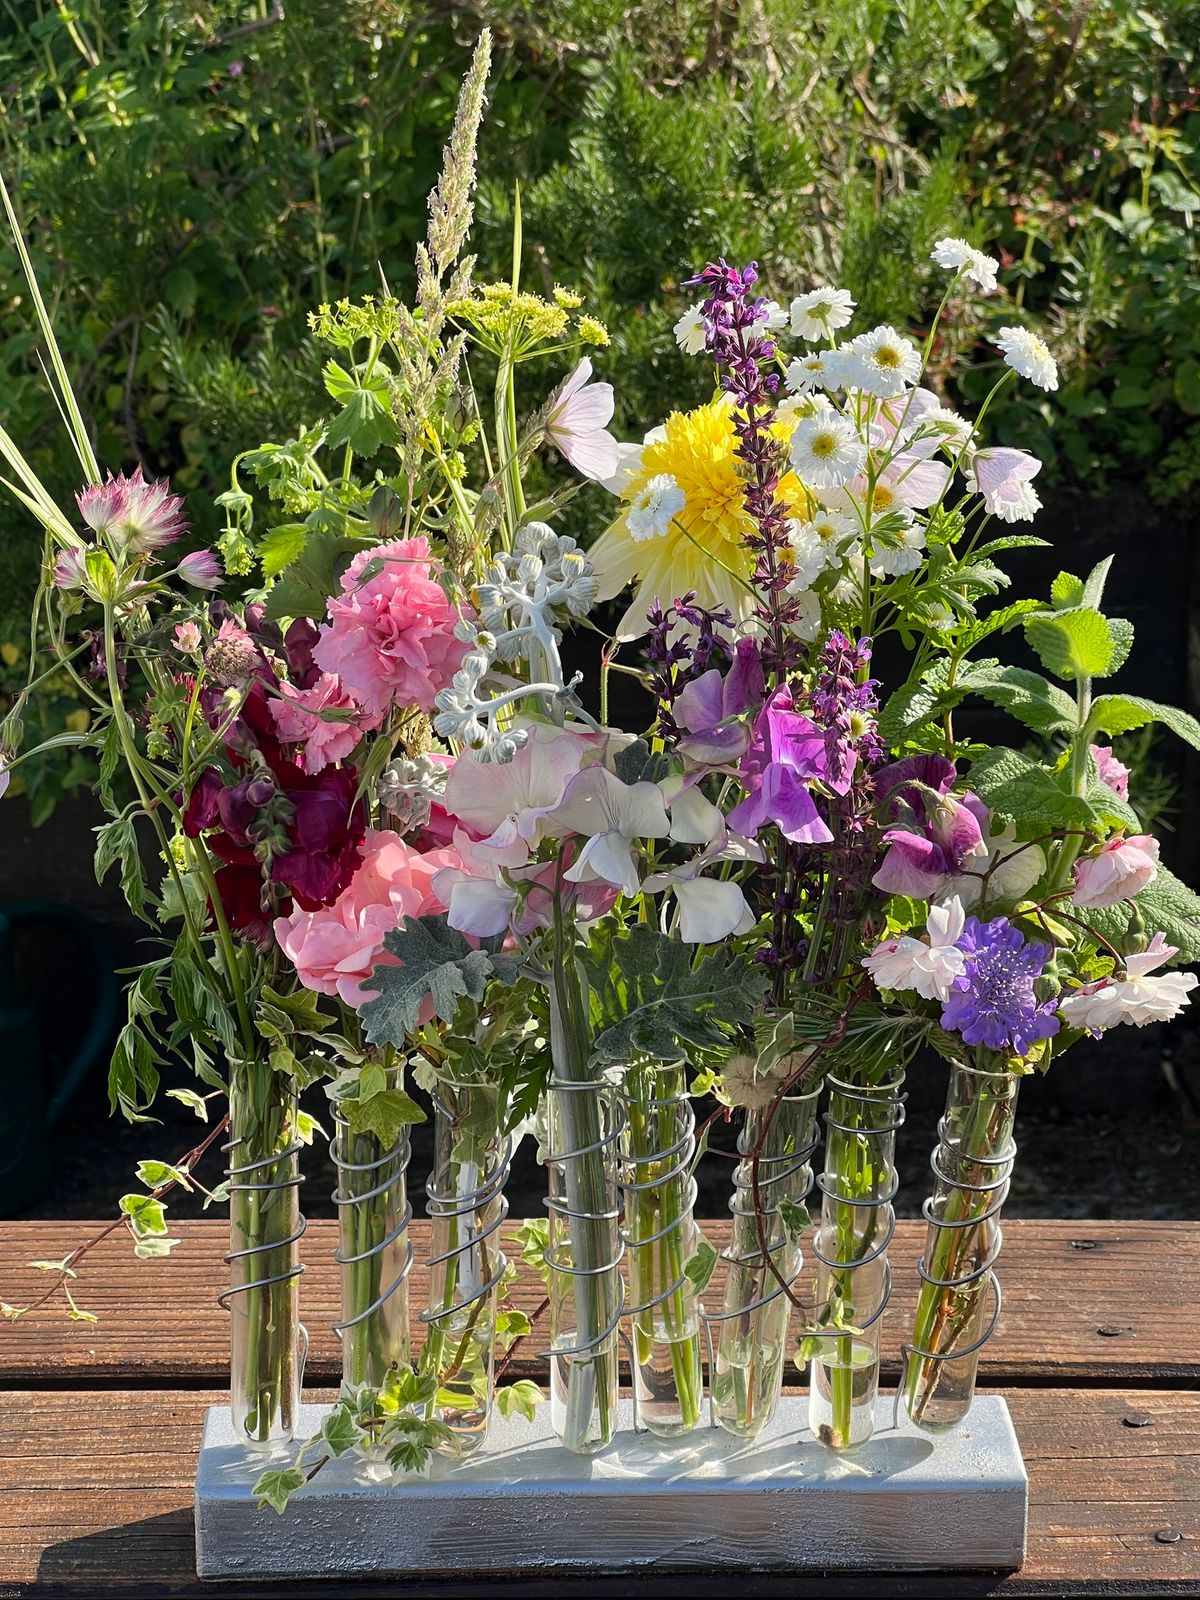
[940,821,1046,910]
[674,302,707,355]
[644,830,763,944]
[862,896,968,1002]
[995,326,1059,391]
[546,766,670,896]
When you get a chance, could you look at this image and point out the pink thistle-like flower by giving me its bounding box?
[77,467,188,551]
[269,672,379,774]
[177,549,224,590]
[1073,834,1159,908]
[204,618,258,687]
[173,620,203,654]
[53,549,86,590]
[273,828,463,1007]
[545,358,620,482]
[313,537,468,718]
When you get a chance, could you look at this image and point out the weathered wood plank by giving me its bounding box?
[0,1219,1194,1386]
[0,1388,1195,1596]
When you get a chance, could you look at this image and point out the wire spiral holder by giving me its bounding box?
[701,1090,821,1437]
[616,1073,704,1436]
[899,1090,1018,1433]
[219,1111,308,1445]
[330,1105,414,1389]
[540,1074,626,1454]
[807,1073,906,1450]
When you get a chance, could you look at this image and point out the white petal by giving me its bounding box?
[672,877,755,943]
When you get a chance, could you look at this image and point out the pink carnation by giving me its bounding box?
[273,828,463,1006]
[313,537,467,718]
[269,672,378,774]
[1072,834,1159,909]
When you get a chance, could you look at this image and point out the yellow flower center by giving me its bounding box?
[874,344,902,369]
[810,430,838,460]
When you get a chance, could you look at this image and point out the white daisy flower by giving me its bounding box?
[756,298,789,332]
[787,509,860,587]
[625,473,685,543]
[995,326,1059,391]
[789,286,856,342]
[674,302,707,356]
[919,404,976,454]
[839,324,922,398]
[785,349,846,395]
[931,237,999,294]
[789,412,867,488]
[869,515,927,577]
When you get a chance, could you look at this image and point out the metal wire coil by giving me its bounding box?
[616,1081,697,1320]
[217,1130,308,1315]
[422,1086,513,1328]
[329,1107,413,1341]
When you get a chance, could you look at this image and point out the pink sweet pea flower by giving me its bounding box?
[1072,834,1159,908]
[726,687,837,845]
[273,828,462,1007]
[872,791,988,899]
[269,672,378,774]
[443,732,592,863]
[967,448,1042,523]
[545,359,620,482]
[313,537,467,718]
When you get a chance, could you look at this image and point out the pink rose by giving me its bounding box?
[1072,834,1159,909]
[273,828,463,1006]
[1091,744,1130,803]
[313,537,467,718]
[269,672,378,774]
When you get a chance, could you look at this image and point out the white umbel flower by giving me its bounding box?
[995,326,1059,391]
[869,515,927,577]
[789,286,856,342]
[931,237,999,294]
[625,473,685,543]
[785,350,845,395]
[674,302,707,356]
[840,324,922,398]
[789,412,867,488]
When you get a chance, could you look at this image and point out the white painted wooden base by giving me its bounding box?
[194,1395,1027,1579]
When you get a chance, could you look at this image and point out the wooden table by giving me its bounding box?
[1,1218,1197,1596]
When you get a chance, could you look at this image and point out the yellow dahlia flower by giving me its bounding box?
[590,396,811,637]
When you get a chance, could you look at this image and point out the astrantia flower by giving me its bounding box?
[593,398,809,635]
[940,915,1059,1055]
[173,620,202,654]
[1059,935,1197,1033]
[626,473,685,543]
[545,358,620,481]
[53,548,85,590]
[313,536,467,718]
[674,302,707,356]
[995,326,1059,391]
[967,447,1043,523]
[204,618,259,687]
[1073,834,1159,908]
[839,325,922,398]
[1092,744,1130,802]
[863,896,968,1002]
[176,548,224,589]
[77,467,188,552]
[784,350,845,395]
[789,412,867,488]
[789,286,856,342]
[930,237,999,294]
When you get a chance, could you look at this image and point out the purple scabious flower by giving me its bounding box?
[940,916,1060,1056]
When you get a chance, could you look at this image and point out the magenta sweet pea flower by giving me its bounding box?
[873,790,989,898]
[674,637,765,766]
[727,687,835,844]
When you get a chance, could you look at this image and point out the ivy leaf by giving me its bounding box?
[132,1235,179,1260]
[119,1193,169,1235]
[134,1159,189,1190]
[318,1406,359,1458]
[166,1087,209,1121]
[1084,865,1200,964]
[969,748,1100,837]
[779,1198,811,1242]
[960,663,1077,735]
[1025,607,1118,681]
[343,1088,425,1146]
[683,1234,719,1296]
[1088,694,1200,750]
[583,924,769,1064]
[495,1380,543,1423]
[360,917,519,1044]
[253,1465,308,1516]
[494,1308,532,1349]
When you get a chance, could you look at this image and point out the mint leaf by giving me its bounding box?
[960,663,1077,735]
[1050,571,1084,610]
[1025,607,1117,680]
[1088,693,1200,750]
[1084,865,1200,964]
[969,747,1099,836]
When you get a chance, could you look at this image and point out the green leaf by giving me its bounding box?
[1085,865,1200,964]
[134,1160,189,1190]
[259,523,309,580]
[779,1197,811,1242]
[318,1406,359,1458]
[253,1465,308,1515]
[323,360,401,456]
[94,815,148,920]
[1088,694,1200,750]
[1105,616,1135,675]
[878,658,959,747]
[132,1235,179,1260]
[343,1087,425,1147]
[495,1379,543,1423]
[494,1309,532,1349]
[683,1233,719,1296]
[1025,607,1116,680]
[583,924,769,1064]
[960,663,1077,735]
[119,1193,168,1235]
[359,1059,387,1103]
[360,917,519,1044]
[957,600,1042,652]
[1050,571,1084,610]
[262,528,365,621]
[969,748,1100,837]
[1081,556,1114,609]
[166,1087,209,1121]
